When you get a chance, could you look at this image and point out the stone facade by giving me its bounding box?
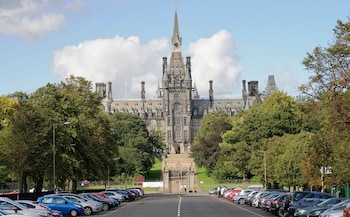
[96,11,277,192]
[97,11,277,156]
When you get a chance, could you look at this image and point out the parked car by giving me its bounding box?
[318,205,348,217]
[244,190,259,205]
[0,209,39,217]
[79,193,112,211]
[232,189,253,204]
[294,197,348,217]
[284,191,333,216]
[57,194,102,215]
[104,189,133,202]
[0,197,51,217]
[16,200,63,217]
[309,199,350,217]
[127,188,142,199]
[227,188,242,201]
[127,188,144,198]
[37,195,84,217]
[100,191,126,202]
[343,205,350,217]
[93,192,119,206]
[251,191,270,208]
[208,187,218,195]
[222,188,235,199]
[260,192,285,211]
[269,193,289,215]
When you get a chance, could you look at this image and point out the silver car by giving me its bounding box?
[0,209,39,217]
[319,200,350,217]
[100,191,125,202]
[57,194,102,216]
[0,197,51,217]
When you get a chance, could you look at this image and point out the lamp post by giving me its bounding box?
[53,121,71,192]
[264,151,267,190]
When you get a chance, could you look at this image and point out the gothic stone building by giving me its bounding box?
[96,11,277,156]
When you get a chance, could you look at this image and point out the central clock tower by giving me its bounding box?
[162,11,193,154]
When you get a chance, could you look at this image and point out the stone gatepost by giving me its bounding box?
[163,170,169,193]
[188,170,195,192]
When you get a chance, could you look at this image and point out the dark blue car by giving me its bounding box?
[37,195,84,217]
[287,191,333,216]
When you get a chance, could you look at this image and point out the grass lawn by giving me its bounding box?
[83,159,262,194]
[196,166,260,192]
[146,160,262,193]
[145,159,162,181]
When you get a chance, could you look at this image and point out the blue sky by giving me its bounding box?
[1,0,350,99]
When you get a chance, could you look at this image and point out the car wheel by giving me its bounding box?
[102,203,109,211]
[84,207,92,216]
[70,209,78,217]
[238,198,245,205]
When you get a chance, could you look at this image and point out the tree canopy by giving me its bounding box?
[0,75,164,192]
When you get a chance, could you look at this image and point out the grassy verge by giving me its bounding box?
[145,159,162,181]
[196,166,263,193]
[84,160,262,194]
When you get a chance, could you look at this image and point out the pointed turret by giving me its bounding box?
[192,82,199,99]
[168,11,186,82]
[264,75,278,97]
[162,57,170,81]
[172,11,182,51]
[156,82,162,98]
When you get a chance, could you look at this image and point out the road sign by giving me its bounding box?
[325,167,332,174]
[320,166,332,175]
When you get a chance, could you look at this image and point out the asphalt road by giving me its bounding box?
[99,193,277,217]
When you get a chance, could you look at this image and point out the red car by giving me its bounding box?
[227,189,242,201]
[344,207,350,217]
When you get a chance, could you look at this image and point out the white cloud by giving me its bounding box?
[52,30,243,99]
[188,30,242,98]
[0,0,65,41]
[52,35,168,99]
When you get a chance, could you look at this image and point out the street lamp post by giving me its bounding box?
[264,151,267,190]
[53,121,70,192]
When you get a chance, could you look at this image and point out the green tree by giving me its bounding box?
[0,92,45,193]
[218,91,303,183]
[56,76,117,191]
[190,111,231,175]
[0,76,117,192]
[110,112,165,180]
[300,17,350,190]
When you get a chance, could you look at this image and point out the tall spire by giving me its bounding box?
[168,10,186,82]
[172,10,182,51]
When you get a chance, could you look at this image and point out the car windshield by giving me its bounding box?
[291,192,309,201]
